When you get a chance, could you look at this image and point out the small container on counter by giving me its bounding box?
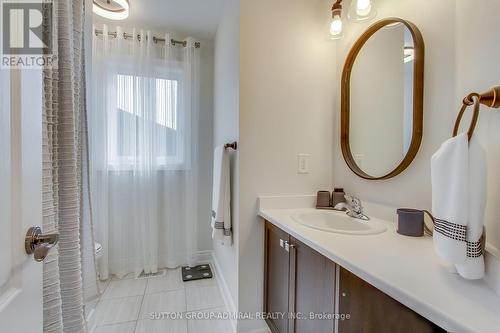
[332,187,346,208]
[396,208,434,237]
[316,191,331,209]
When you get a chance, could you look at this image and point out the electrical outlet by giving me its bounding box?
[297,154,310,174]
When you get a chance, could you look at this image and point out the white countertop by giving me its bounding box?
[258,196,500,333]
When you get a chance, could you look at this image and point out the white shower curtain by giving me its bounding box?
[90,25,200,279]
[42,1,98,331]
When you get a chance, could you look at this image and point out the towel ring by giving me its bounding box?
[452,87,500,141]
[452,93,480,141]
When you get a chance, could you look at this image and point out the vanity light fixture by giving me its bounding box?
[329,0,344,39]
[93,0,130,21]
[348,0,377,21]
[356,0,372,16]
[329,0,377,40]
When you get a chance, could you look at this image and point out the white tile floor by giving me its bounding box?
[91,268,233,333]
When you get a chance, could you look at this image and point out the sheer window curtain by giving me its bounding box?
[90,25,200,279]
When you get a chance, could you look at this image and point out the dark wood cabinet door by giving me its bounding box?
[289,237,335,333]
[264,222,290,333]
[338,268,445,333]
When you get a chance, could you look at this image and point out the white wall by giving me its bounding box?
[239,0,335,331]
[454,0,500,293]
[332,0,500,291]
[235,1,500,329]
[332,0,456,217]
[455,0,500,255]
[213,0,500,329]
[196,43,216,253]
[213,0,240,313]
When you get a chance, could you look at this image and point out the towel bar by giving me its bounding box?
[224,141,237,150]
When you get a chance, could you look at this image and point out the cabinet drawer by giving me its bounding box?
[263,220,444,333]
[338,268,445,333]
[290,237,335,333]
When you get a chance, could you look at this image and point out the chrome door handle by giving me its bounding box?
[25,226,59,262]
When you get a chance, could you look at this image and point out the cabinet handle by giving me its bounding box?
[279,239,284,248]
[284,241,295,252]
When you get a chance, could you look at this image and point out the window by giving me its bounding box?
[155,77,178,130]
[109,73,185,169]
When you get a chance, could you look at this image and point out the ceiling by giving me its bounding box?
[92,0,227,40]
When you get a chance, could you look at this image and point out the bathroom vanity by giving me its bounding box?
[259,196,500,333]
[264,221,443,333]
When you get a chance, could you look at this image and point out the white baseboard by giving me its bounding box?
[485,250,500,296]
[237,319,271,333]
[191,250,214,265]
[244,328,272,333]
[209,253,271,333]
[239,324,272,333]
[211,252,237,333]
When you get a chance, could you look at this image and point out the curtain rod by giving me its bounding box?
[94,29,201,49]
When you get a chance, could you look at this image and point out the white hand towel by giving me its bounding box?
[431,133,469,264]
[211,146,232,242]
[455,137,486,279]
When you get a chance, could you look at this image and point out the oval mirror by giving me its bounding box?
[341,18,424,180]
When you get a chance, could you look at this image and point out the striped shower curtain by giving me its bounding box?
[42,0,98,332]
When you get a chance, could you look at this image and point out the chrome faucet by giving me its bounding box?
[334,194,369,220]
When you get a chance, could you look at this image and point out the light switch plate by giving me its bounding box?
[297,154,310,174]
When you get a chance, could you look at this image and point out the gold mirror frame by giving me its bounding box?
[341,18,425,180]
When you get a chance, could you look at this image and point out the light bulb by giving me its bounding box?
[356,0,372,17]
[330,14,343,37]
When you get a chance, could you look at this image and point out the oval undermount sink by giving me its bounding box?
[291,211,387,235]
